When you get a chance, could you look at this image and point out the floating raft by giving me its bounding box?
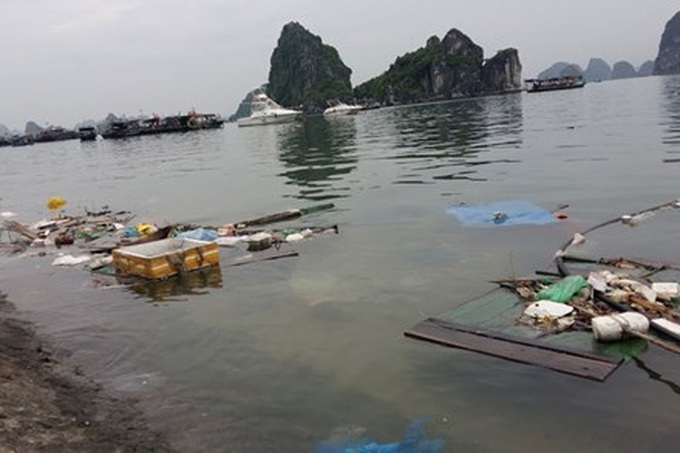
[405,288,624,381]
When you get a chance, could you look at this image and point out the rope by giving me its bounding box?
[553,200,680,340]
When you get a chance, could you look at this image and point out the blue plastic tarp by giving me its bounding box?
[446,200,557,227]
[176,228,219,241]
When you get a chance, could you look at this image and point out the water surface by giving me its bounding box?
[1,75,679,452]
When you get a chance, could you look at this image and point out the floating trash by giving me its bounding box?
[46,196,67,212]
[446,200,557,227]
[313,417,444,453]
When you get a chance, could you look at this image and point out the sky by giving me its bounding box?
[0,0,678,130]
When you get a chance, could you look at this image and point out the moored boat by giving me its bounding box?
[525,75,586,93]
[323,101,363,116]
[237,94,302,127]
[100,112,224,139]
[78,126,98,141]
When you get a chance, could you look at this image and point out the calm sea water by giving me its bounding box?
[1,75,680,452]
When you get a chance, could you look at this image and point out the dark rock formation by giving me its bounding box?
[354,28,521,104]
[559,64,584,78]
[268,22,353,111]
[481,49,522,93]
[654,11,680,75]
[24,121,43,137]
[637,60,655,77]
[584,58,611,82]
[611,61,637,79]
[229,85,267,122]
[537,62,570,80]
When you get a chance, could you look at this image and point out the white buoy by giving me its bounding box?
[591,312,649,342]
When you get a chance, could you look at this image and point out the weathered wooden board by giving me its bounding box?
[405,318,623,381]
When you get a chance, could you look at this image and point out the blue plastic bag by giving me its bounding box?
[176,228,219,241]
[313,417,444,453]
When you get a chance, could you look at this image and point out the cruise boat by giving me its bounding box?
[323,101,363,116]
[77,126,98,141]
[525,75,586,93]
[237,94,303,127]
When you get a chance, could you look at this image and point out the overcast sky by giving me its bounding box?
[0,0,678,130]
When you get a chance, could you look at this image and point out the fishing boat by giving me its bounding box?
[101,112,224,139]
[323,101,363,116]
[237,94,302,127]
[525,75,586,93]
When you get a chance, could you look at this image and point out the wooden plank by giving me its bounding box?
[405,318,622,381]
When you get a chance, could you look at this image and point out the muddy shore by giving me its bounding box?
[0,291,171,452]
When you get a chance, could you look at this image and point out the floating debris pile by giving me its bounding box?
[406,199,680,381]
[1,198,339,301]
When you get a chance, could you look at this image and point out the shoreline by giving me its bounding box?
[0,291,171,452]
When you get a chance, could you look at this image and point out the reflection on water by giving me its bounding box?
[633,356,680,395]
[98,265,223,303]
[273,95,524,198]
[661,75,680,160]
[277,116,358,200]
[378,95,523,184]
[3,77,680,452]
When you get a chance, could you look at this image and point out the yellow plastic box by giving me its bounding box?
[112,238,219,279]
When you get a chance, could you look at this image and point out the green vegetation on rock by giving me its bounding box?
[268,22,353,111]
[354,29,519,105]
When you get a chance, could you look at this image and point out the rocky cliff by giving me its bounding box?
[559,64,584,78]
[25,121,42,137]
[611,61,637,79]
[584,58,611,82]
[268,22,353,111]
[354,28,521,104]
[481,49,522,93]
[536,62,570,80]
[229,86,267,122]
[637,60,655,77]
[654,11,680,75]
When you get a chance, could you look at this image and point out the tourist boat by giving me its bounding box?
[77,126,98,141]
[323,101,363,116]
[237,94,302,127]
[525,75,586,93]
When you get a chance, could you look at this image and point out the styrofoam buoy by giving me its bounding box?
[591,312,649,342]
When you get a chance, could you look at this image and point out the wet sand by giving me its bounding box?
[0,292,171,452]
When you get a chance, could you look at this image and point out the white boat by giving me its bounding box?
[323,101,363,117]
[237,94,302,127]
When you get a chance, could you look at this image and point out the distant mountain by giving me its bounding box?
[0,124,10,137]
[611,61,637,79]
[584,58,611,82]
[354,28,521,105]
[536,62,570,79]
[654,11,680,75]
[539,57,653,82]
[637,60,655,77]
[559,64,584,77]
[268,22,353,111]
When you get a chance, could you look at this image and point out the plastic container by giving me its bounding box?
[591,312,649,342]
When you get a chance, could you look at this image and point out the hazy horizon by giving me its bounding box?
[1,0,678,131]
